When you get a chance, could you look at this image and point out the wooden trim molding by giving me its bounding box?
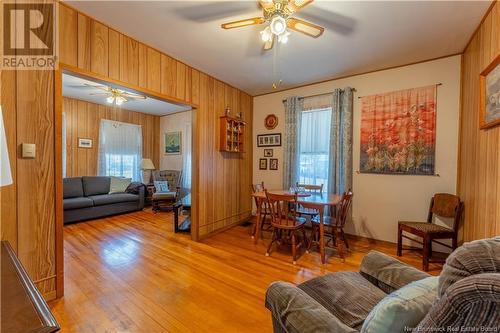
[54,69,64,298]
[59,63,198,109]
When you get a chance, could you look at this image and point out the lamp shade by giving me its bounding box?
[0,106,13,186]
[140,158,155,170]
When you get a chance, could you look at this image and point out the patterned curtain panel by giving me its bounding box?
[359,85,437,175]
[328,88,354,195]
[282,96,303,189]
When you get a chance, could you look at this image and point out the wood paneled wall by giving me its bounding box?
[1,1,253,300]
[1,2,57,299]
[63,97,160,177]
[458,1,500,241]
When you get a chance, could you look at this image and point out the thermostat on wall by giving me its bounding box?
[22,143,36,159]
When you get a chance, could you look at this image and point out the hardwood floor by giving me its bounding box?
[49,209,441,332]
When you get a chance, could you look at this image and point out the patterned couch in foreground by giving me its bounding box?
[266,237,500,333]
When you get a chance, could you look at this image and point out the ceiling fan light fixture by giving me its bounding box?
[270,15,287,35]
[260,26,272,42]
[115,96,126,106]
[278,30,290,44]
[106,96,115,104]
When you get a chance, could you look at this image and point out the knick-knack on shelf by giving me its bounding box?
[225,106,231,116]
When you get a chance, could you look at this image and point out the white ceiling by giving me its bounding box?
[66,1,491,95]
[62,73,191,116]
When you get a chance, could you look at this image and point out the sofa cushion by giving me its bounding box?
[89,193,139,206]
[438,237,500,298]
[109,176,132,194]
[298,272,386,329]
[360,276,438,333]
[63,197,94,210]
[82,176,111,196]
[63,177,84,199]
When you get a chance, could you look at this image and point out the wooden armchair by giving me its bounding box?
[397,193,463,271]
[295,182,324,217]
[251,182,272,237]
[308,190,353,261]
[265,191,308,265]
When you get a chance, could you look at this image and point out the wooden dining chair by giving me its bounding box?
[295,183,324,217]
[296,183,324,193]
[308,190,353,260]
[251,182,272,236]
[397,193,463,271]
[265,191,308,264]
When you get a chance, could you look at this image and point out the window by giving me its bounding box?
[298,107,332,191]
[97,120,142,181]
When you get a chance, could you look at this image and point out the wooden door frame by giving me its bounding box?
[54,63,200,298]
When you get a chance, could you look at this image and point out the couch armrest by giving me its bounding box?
[265,282,358,333]
[415,273,500,331]
[126,182,145,209]
[360,251,430,293]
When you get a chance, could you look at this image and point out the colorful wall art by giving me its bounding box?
[360,85,437,175]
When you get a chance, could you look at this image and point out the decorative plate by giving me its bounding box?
[265,114,278,130]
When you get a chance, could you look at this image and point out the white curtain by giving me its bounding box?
[97,119,143,181]
[182,112,192,189]
[299,108,332,191]
[62,112,67,178]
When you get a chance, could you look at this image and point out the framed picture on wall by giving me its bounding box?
[270,158,278,170]
[257,133,281,147]
[264,149,273,157]
[259,158,267,170]
[78,138,92,148]
[480,53,500,129]
[165,131,182,155]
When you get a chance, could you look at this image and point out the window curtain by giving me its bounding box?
[62,112,67,178]
[97,119,143,181]
[299,107,332,189]
[328,88,354,195]
[182,112,192,189]
[282,96,303,189]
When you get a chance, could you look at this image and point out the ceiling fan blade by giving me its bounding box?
[221,17,265,29]
[287,17,324,38]
[122,93,146,100]
[259,0,275,11]
[174,2,259,23]
[263,35,274,51]
[89,93,111,96]
[287,0,314,13]
[83,83,110,92]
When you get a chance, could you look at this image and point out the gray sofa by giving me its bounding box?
[63,176,145,224]
[266,237,500,333]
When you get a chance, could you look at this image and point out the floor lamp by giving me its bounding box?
[1,106,13,187]
[140,158,155,184]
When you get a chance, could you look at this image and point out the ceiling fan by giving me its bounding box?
[84,84,147,106]
[221,0,324,51]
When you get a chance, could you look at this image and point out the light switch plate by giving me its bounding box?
[22,143,36,158]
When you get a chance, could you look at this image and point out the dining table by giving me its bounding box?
[251,190,342,264]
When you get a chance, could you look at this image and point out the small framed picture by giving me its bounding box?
[259,158,268,170]
[165,131,182,155]
[480,53,500,129]
[270,158,278,170]
[78,138,92,148]
[264,149,273,157]
[257,133,281,147]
